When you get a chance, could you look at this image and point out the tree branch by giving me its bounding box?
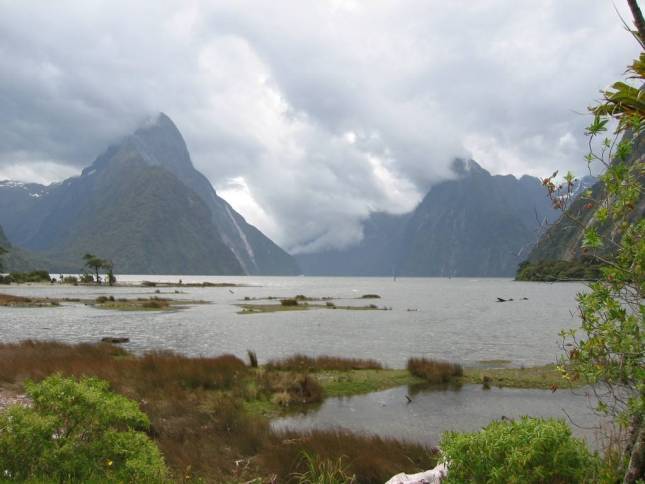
[627,0,645,45]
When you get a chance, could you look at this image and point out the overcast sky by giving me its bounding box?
[0,1,641,252]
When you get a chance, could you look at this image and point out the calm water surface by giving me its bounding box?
[272,384,605,448]
[0,276,585,367]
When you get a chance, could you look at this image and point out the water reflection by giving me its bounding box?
[272,384,603,449]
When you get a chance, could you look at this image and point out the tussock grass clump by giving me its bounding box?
[261,429,437,483]
[141,299,169,309]
[291,451,356,483]
[0,293,34,305]
[407,357,463,384]
[266,354,383,371]
[0,341,246,392]
[257,371,324,406]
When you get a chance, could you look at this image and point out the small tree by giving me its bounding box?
[0,245,6,273]
[82,253,115,285]
[545,24,644,481]
[83,253,104,284]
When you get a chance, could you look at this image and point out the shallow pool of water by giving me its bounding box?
[272,384,605,448]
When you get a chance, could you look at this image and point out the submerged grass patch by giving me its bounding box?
[0,292,60,307]
[93,295,210,311]
[461,364,577,389]
[237,301,387,314]
[316,369,423,397]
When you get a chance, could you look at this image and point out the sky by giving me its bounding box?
[0,1,641,253]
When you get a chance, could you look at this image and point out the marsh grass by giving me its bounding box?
[0,341,440,482]
[262,429,437,484]
[0,293,60,307]
[266,354,383,372]
[291,451,356,483]
[407,357,463,384]
[461,364,576,389]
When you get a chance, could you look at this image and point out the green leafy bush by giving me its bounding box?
[440,417,600,483]
[8,270,52,283]
[0,374,168,482]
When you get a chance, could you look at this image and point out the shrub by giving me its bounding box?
[360,294,381,299]
[440,417,600,483]
[62,275,78,285]
[407,357,463,383]
[80,273,94,284]
[8,270,52,283]
[281,298,299,306]
[0,374,168,482]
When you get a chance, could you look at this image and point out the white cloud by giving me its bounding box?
[0,0,640,251]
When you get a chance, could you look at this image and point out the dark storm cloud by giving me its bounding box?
[0,0,640,250]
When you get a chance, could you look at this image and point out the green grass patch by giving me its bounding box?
[316,369,423,397]
[460,364,578,389]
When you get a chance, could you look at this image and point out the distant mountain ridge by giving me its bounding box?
[297,160,560,277]
[0,114,299,275]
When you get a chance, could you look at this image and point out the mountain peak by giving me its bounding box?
[450,158,488,177]
[138,112,176,132]
[86,112,194,176]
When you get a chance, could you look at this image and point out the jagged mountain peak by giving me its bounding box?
[451,158,488,177]
[84,112,193,177]
[0,113,299,275]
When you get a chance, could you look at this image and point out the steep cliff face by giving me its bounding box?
[527,131,644,262]
[297,160,559,277]
[0,114,299,275]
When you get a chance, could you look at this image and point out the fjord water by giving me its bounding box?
[2,276,603,446]
[1,276,584,367]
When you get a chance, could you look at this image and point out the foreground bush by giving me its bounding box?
[407,357,463,383]
[0,374,168,482]
[440,417,600,483]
